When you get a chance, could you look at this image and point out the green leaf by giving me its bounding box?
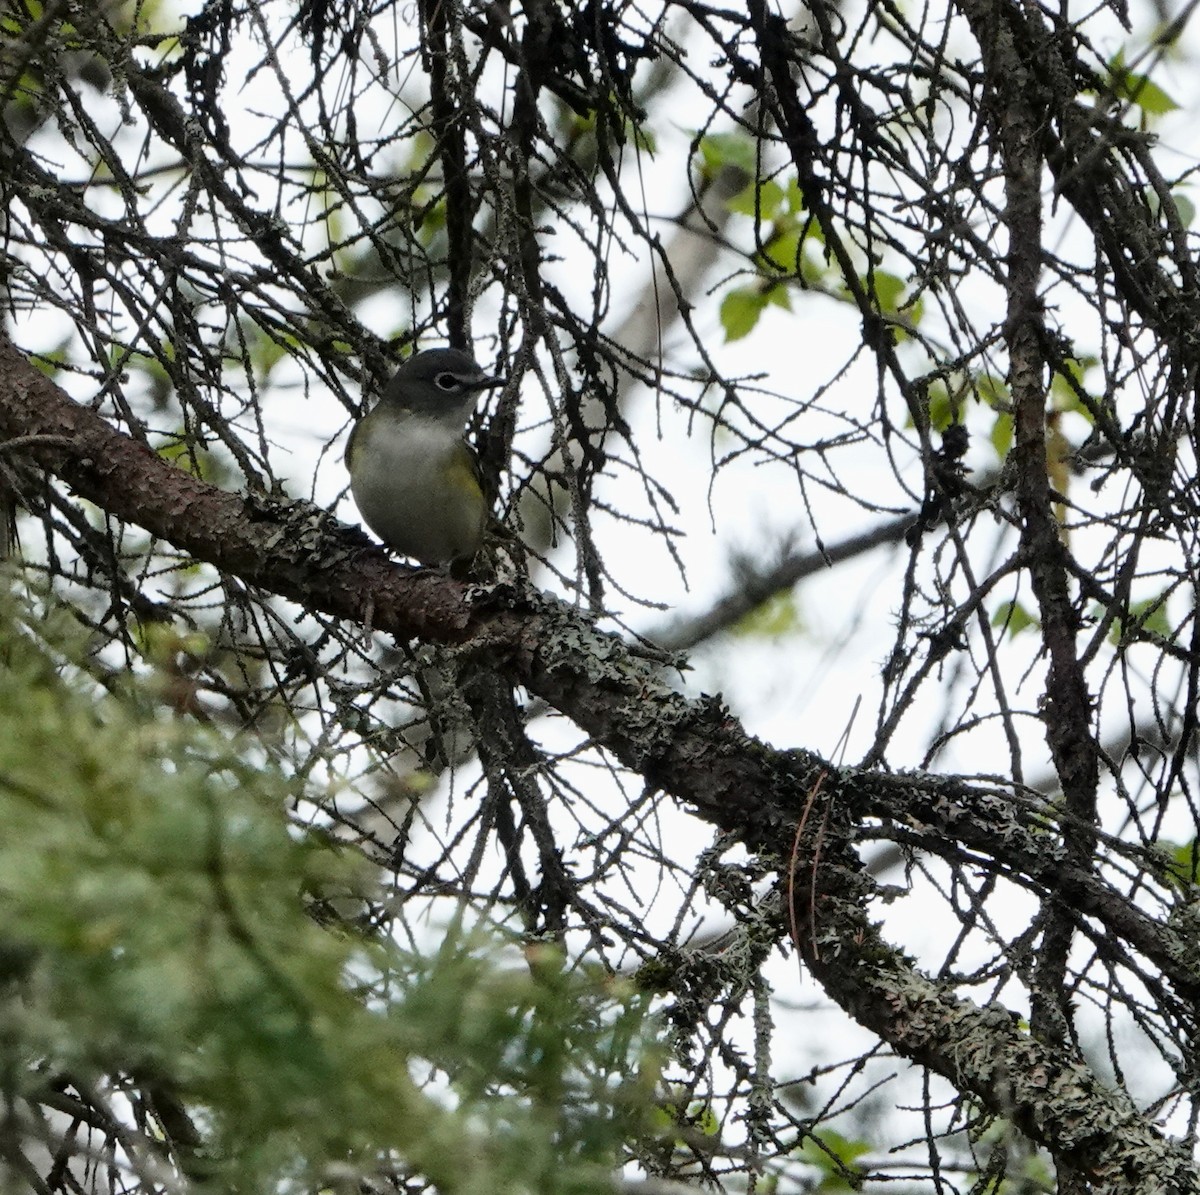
[766,284,792,311]
[727,178,785,218]
[1049,357,1098,419]
[761,228,801,272]
[696,131,758,178]
[977,373,1009,407]
[1107,51,1180,115]
[134,621,211,666]
[797,1130,871,1191]
[1125,72,1179,114]
[1111,591,1172,644]
[1154,839,1196,887]
[870,271,922,337]
[872,270,906,313]
[990,411,1014,460]
[31,340,71,377]
[732,591,802,638]
[247,321,294,379]
[692,1103,720,1136]
[1145,185,1196,229]
[992,600,1037,636]
[630,120,656,153]
[719,286,768,341]
[927,383,957,432]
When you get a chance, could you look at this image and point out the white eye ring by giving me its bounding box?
[434,372,459,391]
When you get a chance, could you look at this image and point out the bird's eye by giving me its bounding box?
[434,372,459,391]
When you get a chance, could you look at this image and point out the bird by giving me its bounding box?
[345,347,504,567]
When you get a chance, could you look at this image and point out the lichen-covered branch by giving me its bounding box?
[2,337,1195,1188]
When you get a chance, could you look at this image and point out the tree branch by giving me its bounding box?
[1,337,1195,1189]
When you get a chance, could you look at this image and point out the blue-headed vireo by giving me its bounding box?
[346,347,505,566]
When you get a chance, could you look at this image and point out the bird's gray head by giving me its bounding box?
[381,347,504,419]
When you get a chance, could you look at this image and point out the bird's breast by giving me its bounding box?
[348,413,485,565]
